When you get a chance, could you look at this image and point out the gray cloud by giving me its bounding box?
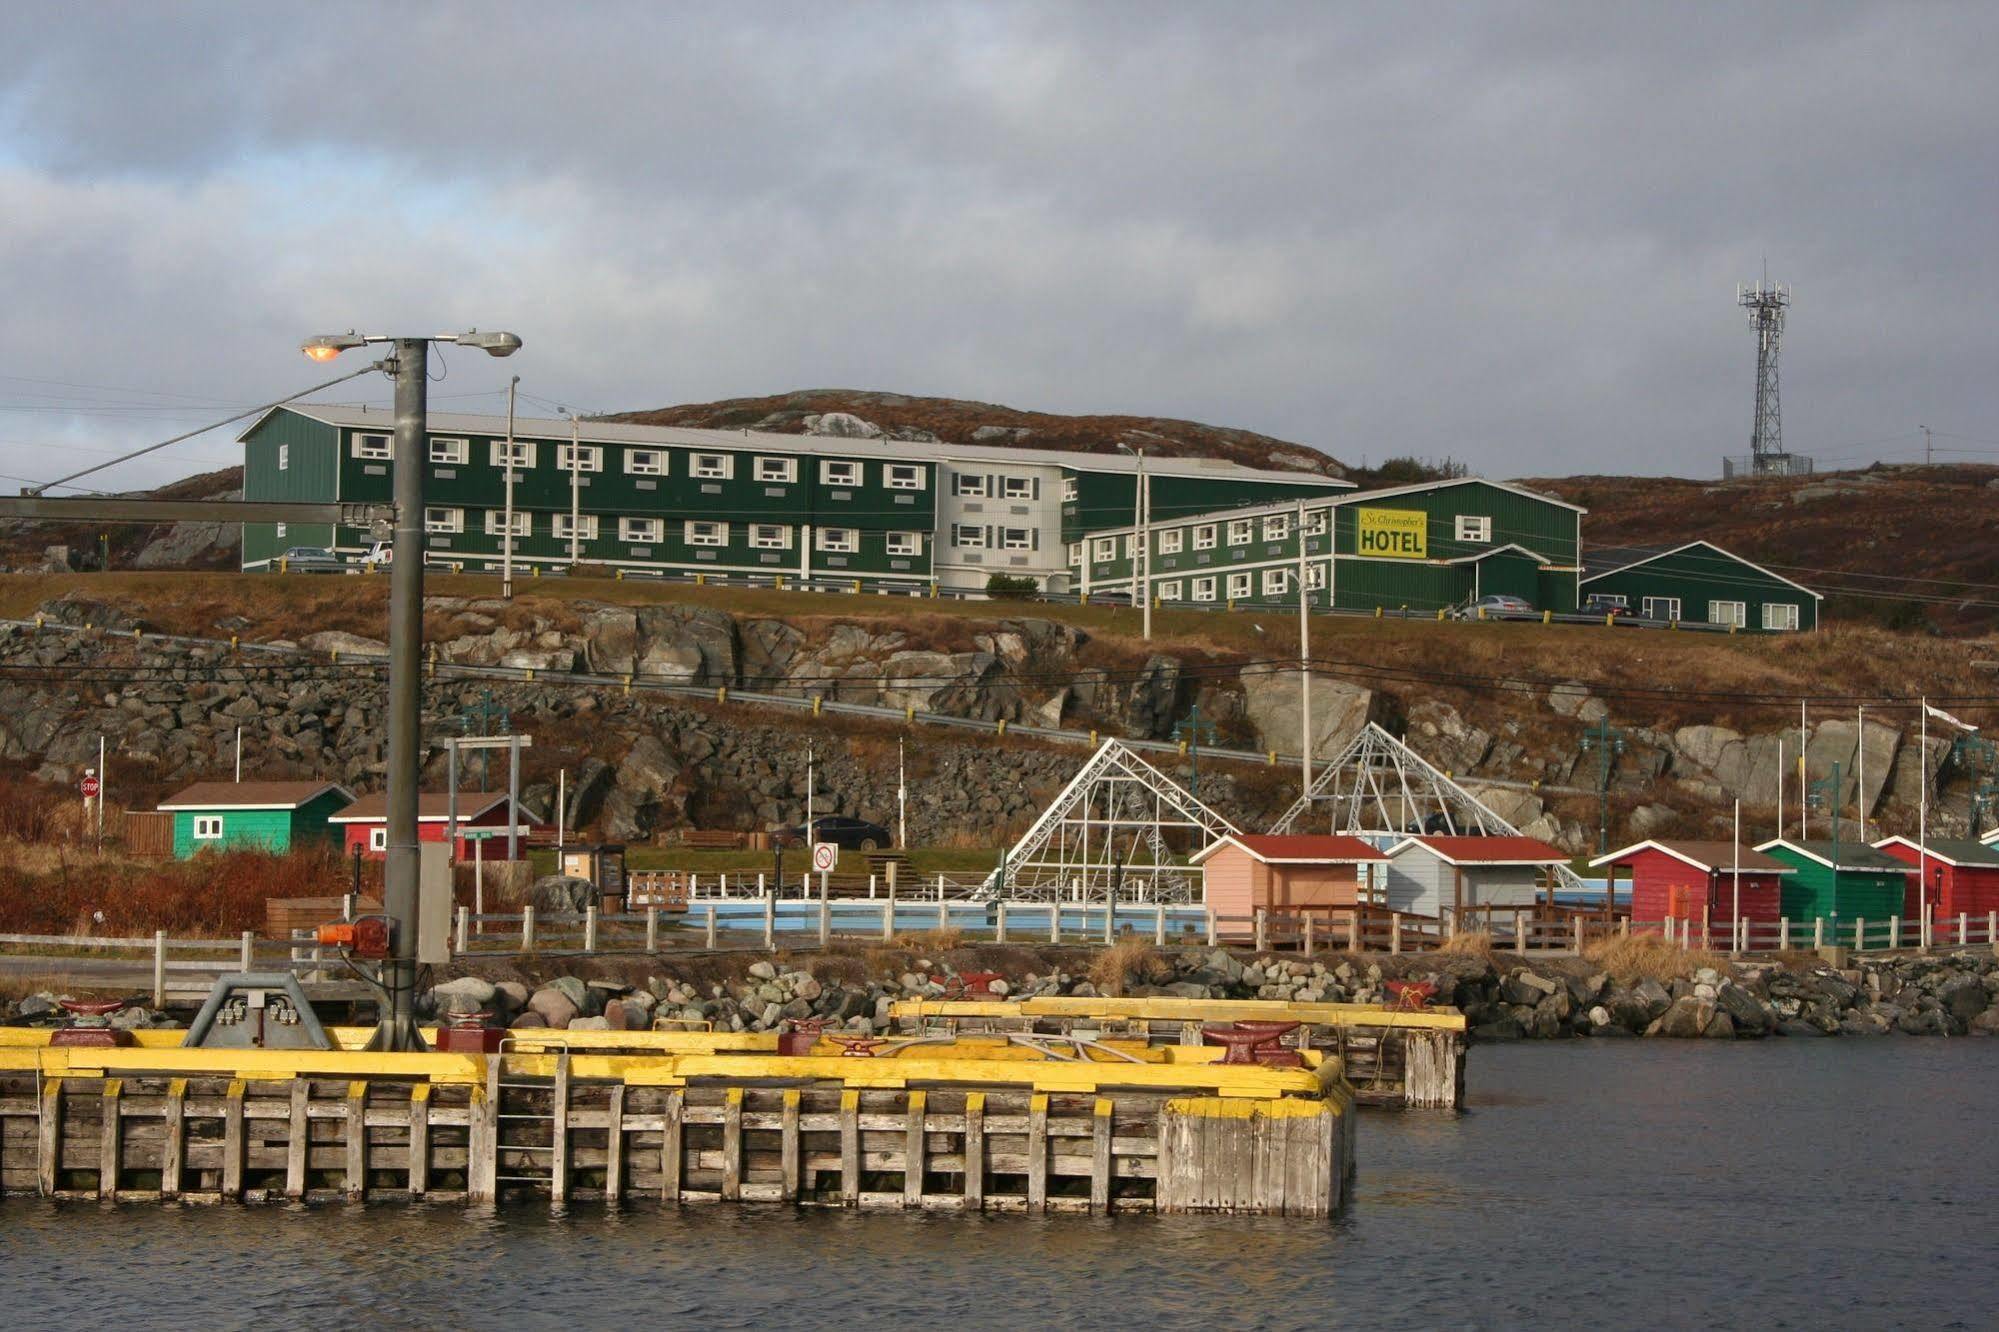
[1,1,1994,489]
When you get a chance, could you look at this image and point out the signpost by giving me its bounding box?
[812,841,838,900]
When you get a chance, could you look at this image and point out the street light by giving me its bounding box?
[299,326,523,1052]
[1116,444,1150,640]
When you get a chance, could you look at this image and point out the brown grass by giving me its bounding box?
[1580,935,1734,985]
[1086,939,1170,996]
[0,845,352,938]
[886,927,963,953]
[1436,930,1495,959]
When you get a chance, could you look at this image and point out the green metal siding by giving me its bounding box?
[1334,482,1578,567]
[1332,558,1469,614]
[241,412,340,567]
[1582,546,1817,631]
[289,790,351,848]
[1060,469,1342,543]
[1472,550,1543,603]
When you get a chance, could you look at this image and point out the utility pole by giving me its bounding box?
[1172,704,1218,797]
[1921,424,1932,466]
[1578,718,1626,855]
[1116,444,1150,638]
[897,737,907,849]
[1296,497,1312,794]
[1808,761,1844,923]
[568,413,582,569]
[502,375,518,597]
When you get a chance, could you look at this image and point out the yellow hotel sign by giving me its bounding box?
[1355,507,1427,559]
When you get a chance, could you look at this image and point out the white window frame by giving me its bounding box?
[369,826,388,852]
[749,523,792,551]
[1227,571,1253,599]
[952,474,988,498]
[1193,525,1217,551]
[1093,537,1116,562]
[820,460,862,487]
[1227,519,1253,546]
[1192,577,1218,603]
[353,432,392,460]
[1455,515,1493,543]
[552,513,599,541]
[886,531,922,556]
[1762,602,1801,631]
[556,443,603,473]
[1304,508,1328,535]
[620,516,663,544]
[885,464,924,491]
[490,440,536,469]
[1061,477,1079,502]
[1158,529,1183,555]
[754,456,795,483]
[1067,541,1083,565]
[1262,568,1288,596]
[1263,514,1291,542]
[429,437,469,465]
[1643,596,1682,621]
[277,443,289,471]
[1158,580,1184,601]
[193,815,223,841]
[625,449,665,477]
[691,453,733,480]
[816,527,857,553]
[1000,476,1036,500]
[485,511,530,537]
[953,524,987,550]
[274,522,286,540]
[1123,534,1137,558]
[424,507,464,534]
[1592,593,1628,607]
[1708,600,1746,628]
[999,527,1033,551]
[684,520,728,547]
[1306,563,1327,590]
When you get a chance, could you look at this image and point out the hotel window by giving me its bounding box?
[556,444,603,473]
[684,520,728,547]
[1642,596,1681,621]
[353,432,392,460]
[750,523,791,550]
[1158,580,1183,601]
[484,511,530,537]
[885,464,924,491]
[1193,524,1217,551]
[626,449,665,476]
[621,517,663,543]
[1762,602,1800,631]
[552,514,599,541]
[1067,542,1082,565]
[817,527,857,553]
[429,437,469,464]
[1000,527,1033,550]
[952,474,987,497]
[1455,515,1492,542]
[755,456,796,483]
[1262,568,1288,596]
[193,816,223,840]
[1192,576,1217,602]
[1306,563,1327,590]
[490,440,536,468]
[424,507,464,534]
[1227,572,1252,599]
[1157,529,1183,555]
[1061,477,1079,501]
[1708,600,1746,628]
[1094,537,1115,562]
[275,523,286,539]
[820,460,861,487]
[886,531,922,556]
[1000,476,1037,500]
[953,524,987,549]
[691,453,733,480]
[1304,508,1328,535]
[277,443,289,470]
[1227,519,1253,546]
[1123,534,1137,558]
[1263,514,1291,542]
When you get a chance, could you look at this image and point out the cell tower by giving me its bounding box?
[1724,278,1811,478]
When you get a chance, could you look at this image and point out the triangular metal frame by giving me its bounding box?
[981,739,1238,903]
[1270,722,1585,892]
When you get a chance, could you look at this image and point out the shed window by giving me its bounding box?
[1642,596,1681,621]
[430,437,469,464]
[885,464,924,491]
[1708,600,1746,628]
[626,449,665,476]
[691,453,733,480]
[193,816,223,840]
[685,520,728,546]
[369,826,388,852]
[277,443,289,471]
[755,456,796,483]
[820,460,861,487]
[1455,515,1492,543]
[1762,602,1801,631]
[353,432,392,460]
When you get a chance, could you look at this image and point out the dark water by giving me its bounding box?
[3,1042,1995,1330]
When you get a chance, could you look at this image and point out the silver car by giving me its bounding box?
[276,546,344,574]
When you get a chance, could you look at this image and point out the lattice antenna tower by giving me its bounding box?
[1738,277,1789,466]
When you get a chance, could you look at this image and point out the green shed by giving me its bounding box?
[158,780,355,859]
[1754,838,1908,924]
[1580,540,1821,631]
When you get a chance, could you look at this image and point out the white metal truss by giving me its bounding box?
[981,739,1238,904]
[1270,722,1586,892]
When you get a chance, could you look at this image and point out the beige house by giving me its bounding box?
[1192,834,1391,919]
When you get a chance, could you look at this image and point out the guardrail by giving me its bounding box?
[0,929,324,1006]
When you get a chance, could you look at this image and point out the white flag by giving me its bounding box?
[1923,701,1977,734]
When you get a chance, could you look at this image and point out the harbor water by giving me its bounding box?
[2,1040,1992,1329]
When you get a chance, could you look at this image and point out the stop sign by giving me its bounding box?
[80,775,101,799]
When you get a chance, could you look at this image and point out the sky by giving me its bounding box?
[1,1,1995,490]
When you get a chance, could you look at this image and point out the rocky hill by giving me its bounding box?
[0,466,242,574]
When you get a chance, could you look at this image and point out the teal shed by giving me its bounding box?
[1753,838,1908,925]
[157,780,355,859]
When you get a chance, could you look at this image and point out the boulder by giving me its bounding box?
[1715,984,1772,1035]
[1547,682,1607,723]
[1655,995,1716,1039]
[530,874,596,914]
[527,987,579,1028]
[802,412,883,439]
[1241,672,1380,758]
[301,630,389,657]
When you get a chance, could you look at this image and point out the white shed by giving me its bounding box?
[1384,836,1569,924]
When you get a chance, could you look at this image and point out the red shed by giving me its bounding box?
[1590,840,1792,925]
[1190,834,1389,919]
[1871,836,1999,923]
[328,792,541,861]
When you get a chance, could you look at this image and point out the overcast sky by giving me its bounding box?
[2,2,1994,490]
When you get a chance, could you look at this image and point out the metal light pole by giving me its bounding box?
[1117,445,1150,639]
[301,328,521,1052]
[502,375,518,597]
[568,412,582,569]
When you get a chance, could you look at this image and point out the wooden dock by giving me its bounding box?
[0,1031,1354,1217]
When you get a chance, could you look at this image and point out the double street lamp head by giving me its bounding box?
[299,329,522,362]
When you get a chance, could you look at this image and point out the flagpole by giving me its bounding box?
[1732,798,1742,955]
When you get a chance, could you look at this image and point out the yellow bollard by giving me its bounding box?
[716,686,728,703]
[1178,739,1188,755]
[1226,598,1235,611]
[1267,751,1277,765]
[997,719,1008,737]
[696,573,706,586]
[229,634,238,651]
[812,695,823,716]
[616,568,625,581]
[905,706,915,723]
[279,557,288,573]
[622,674,632,695]
[1375,606,1383,618]
[1605,614,1614,626]
[531,565,540,578]
[133,627,143,641]
[852,579,862,593]
[1089,730,1099,748]
[525,669,535,681]
[34,614,43,629]
[1436,608,1446,620]
[1542,610,1552,625]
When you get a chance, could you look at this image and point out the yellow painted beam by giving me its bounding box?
[888,996,1467,1032]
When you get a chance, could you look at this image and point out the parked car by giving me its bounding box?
[1451,594,1534,621]
[1580,595,1629,620]
[776,815,893,852]
[276,546,344,574]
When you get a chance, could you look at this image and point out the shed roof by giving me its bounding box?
[327,792,530,824]
[1389,835,1569,866]
[1590,839,1795,874]
[1191,834,1389,866]
[159,780,353,812]
[1754,839,1907,872]
[1870,836,1999,869]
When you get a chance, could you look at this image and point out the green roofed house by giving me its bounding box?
[157,780,355,859]
[1754,838,1909,927]
[1580,540,1821,631]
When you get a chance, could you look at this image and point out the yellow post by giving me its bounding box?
[716,686,729,703]
[1435,608,1446,620]
[812,695,823,716]
[616,568,625,581]
[1267,751,1277,765]
[1541,610,1551,625]
[622,674,632,695]
[1374,606,1382,618]
[852,579,862,593]
[696,573,706,586]
[1178,739,1189,756]
[1090,730,1099,747]
[905,706,915,723]
[997,719,1008,737]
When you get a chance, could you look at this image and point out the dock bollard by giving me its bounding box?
[763,894,776,949]
[1154,904,1167,947]
[705,904,718,949]
[996,901,1009,943]
[882,900,893,942]
[585,906,598,953]
[522,905,536,953]
[646,907,659,953]
[455,906,468,955]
